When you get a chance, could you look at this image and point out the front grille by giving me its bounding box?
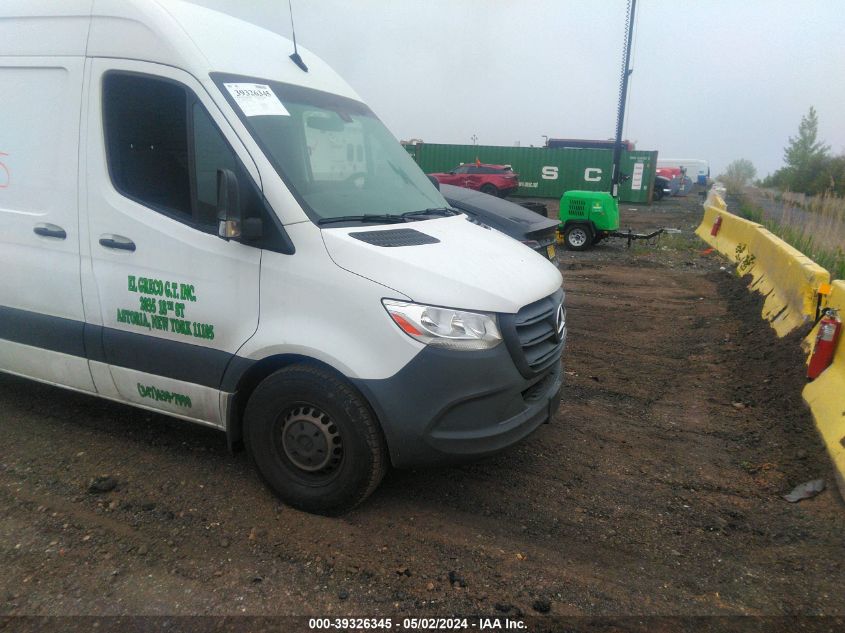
[500,289,565,378]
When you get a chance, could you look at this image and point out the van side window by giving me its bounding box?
[103,73,261,231]
[103,74,192,220]
[191,103,259,227]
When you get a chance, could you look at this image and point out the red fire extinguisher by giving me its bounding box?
[710,215,723,236]
[807,309,841,380]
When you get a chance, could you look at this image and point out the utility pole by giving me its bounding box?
[611,0,636,198]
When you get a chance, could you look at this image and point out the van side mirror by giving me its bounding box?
[242,217,264,240]
[217,168,241,239]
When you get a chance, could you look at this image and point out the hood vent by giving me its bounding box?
[349,228,440,247]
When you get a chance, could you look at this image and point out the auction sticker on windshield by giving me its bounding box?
[224,83,290,117]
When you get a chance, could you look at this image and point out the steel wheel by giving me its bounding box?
[245,364,388,515]
[277,405,343,475]
[564,226,591,251]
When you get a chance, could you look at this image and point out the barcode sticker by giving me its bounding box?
[224,83,289,117]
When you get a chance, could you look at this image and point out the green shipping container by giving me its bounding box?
[402,143,417,161]
[412,143,657,204]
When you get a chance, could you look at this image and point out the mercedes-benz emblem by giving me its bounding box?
[555,304,565,341]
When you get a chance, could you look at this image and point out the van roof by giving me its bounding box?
[0,0,359,100]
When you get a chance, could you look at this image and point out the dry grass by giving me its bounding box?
[741,190,845,279]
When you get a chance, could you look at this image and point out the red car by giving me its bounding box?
[428,163,519,197]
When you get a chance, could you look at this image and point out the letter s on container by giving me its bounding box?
[541,166,558,180]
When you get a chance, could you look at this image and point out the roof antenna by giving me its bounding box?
[288,0,308,72]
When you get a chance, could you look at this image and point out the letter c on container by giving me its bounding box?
[584,168,602,182]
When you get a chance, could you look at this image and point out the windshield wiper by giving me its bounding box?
[402,207,461,219]
[318,214,407,226]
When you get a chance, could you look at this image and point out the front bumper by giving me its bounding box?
[352,343,563,468]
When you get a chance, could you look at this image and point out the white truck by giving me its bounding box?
[0,0,565,514]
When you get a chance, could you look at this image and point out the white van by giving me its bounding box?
[0,0,565,514]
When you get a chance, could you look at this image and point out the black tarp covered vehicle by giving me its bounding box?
[439,184,559,263]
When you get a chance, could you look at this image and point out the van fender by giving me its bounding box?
[221,350,379,452]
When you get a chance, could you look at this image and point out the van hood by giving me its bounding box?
[321,215,563,314]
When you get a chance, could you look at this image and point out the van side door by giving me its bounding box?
[0,57,94,392]
[81,60,263,426]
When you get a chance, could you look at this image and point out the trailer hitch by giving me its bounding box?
[609,228,681,248]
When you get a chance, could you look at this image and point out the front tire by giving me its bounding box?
[244,364,388,515]
[564,225,592,251]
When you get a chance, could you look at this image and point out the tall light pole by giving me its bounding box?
[611,0,636,198]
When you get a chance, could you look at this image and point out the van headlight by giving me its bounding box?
[382,300,502,351]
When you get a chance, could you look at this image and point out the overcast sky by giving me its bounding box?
[191,0,845,178]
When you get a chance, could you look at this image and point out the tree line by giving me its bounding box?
[720,107,844,196]
[761,107,845,196]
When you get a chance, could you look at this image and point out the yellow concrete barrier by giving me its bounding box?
[695,194,762,261]
[803,280,845,498]
[698,195,843,498]
[696,199,830,337]
[746,227,831,337]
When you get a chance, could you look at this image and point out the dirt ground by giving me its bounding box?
[1,192,844,624]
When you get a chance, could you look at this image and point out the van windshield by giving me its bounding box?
[213,74,446,223]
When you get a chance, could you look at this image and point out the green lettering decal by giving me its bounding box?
[122,275,217,341]
[169,318,192,336]
[151,315,169,331]
[136,382,192,409]
[180,284,197,302]
[116,308,151,330]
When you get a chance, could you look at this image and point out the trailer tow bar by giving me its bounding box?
[609,228,681,248]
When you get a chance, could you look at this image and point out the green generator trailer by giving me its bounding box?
[558,190,670,251]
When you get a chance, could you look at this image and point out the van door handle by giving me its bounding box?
[99,234,136,252]
[33,224,67,240]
